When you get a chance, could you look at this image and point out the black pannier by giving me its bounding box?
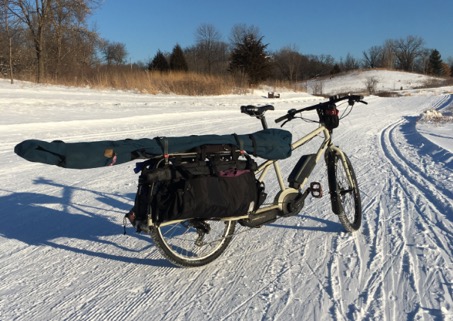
[153,168,257,223]
[131,144,263,225]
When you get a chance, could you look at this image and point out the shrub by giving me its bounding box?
[364,77,379,94]
[419,109,453,123]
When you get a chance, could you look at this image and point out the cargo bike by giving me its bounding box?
[125,94,368,267]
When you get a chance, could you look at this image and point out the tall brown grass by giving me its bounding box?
[42,68,243,96]
[10,66,306,96]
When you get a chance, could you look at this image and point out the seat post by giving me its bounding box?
[259,115,268,129]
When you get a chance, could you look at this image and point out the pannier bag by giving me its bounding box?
[132,145,263,224]
[15,129,292,169]
[153,168,257,223]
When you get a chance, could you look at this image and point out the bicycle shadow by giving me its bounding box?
[269,214,344,233]
[0,177,172,268]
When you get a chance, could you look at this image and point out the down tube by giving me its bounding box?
[257,126,331,190]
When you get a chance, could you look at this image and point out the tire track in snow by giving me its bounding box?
[1,114,242,147]
[0,115,245,177]
[378,119,453,318]
[381,120,452,246]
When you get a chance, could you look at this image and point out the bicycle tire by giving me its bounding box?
[327,151,362,232]
[149,219,236,267]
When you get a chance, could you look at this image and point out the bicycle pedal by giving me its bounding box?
[310,182,323,198]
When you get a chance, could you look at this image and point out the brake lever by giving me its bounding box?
[280,119,290,127]
[283,109,299,127]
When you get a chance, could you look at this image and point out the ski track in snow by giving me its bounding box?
[0,77,452,321]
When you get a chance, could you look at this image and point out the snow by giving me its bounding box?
[306,69,448,96]
[418,122,453,154]
[417,95,453,154]
[0,70,452,321]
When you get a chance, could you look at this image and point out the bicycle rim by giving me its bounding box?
[150,219,236,267]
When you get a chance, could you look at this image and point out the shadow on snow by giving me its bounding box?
[0,177,173,267]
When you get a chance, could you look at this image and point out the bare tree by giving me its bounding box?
[194,23,227,74]
[341,53,360,71]
[196,23,221,46]
[304,54,336,78]
[392,35,425,71]
[229,23,260,47]
[363,45,383,69]
[101,40,127,65]
[9,0,53,82]
[5,0,99,82]
[274,44,304,82]
[49,0,91,78]
[1,0,16,83]
[381,40,396,69]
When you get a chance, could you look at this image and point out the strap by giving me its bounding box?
[232,133,244,152]
[248,134,258,157]
[157,137,169,164]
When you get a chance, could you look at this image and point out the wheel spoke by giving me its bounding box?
[150,220,236,267]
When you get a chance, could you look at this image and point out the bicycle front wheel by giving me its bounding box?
[149,219,236,267]
[327,151,362,232]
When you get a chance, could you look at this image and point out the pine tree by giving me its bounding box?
[428,49,443,76]
[169,44,188,72]
[229,34,271,85]
[149,50,169,72]
[330,64,341,75]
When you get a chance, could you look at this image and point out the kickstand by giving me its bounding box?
[190,220,211,247]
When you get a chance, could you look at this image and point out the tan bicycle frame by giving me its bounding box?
[151,124,355,227]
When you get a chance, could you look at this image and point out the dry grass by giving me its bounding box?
[11,66,309,96]
[419,109,453,124]
[41,68,247,96]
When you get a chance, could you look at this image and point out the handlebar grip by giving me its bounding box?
[275,108,298,123]
[275,114,288,123]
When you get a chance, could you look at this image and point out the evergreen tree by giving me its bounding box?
[229,34,271,85]
[149,50,169,72]
[169,44,188,72]
[428,49,443,76]
[330,64,341,75]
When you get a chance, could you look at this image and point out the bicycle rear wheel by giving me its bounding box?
[327,151,362,232]
[149,219,236,267]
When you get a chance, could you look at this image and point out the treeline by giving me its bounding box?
[1,0,102,83]
[152,26,452,85]
[1,1,452,89]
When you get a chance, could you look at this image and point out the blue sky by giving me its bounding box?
[89,0,453,64]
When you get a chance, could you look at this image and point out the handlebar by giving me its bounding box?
[274,94,367,124]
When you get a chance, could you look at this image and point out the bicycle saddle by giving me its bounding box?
[241,105,274,117]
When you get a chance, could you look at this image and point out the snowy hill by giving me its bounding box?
[307,69,447,96]
[0,71,452,321]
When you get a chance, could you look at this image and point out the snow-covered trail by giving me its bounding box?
[0,80,452,321]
